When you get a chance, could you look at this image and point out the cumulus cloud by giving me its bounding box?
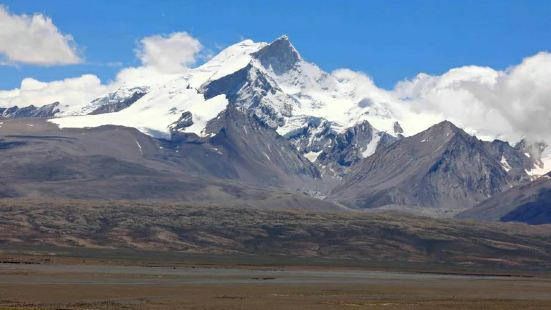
[394,52,551,144]
[114,65,184,87]
[332,68,403,109]
[0,75,108,114]
[0,6,82,66]
[0,32,204,111]
[136,32,202,73]
[114,32,203,86]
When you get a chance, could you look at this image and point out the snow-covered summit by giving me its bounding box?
[50,36,408,142]
[187,39,267,88]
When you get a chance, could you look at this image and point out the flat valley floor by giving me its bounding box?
[1,260,551,310]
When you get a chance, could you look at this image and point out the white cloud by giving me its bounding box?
[113,32,203,86]
[114,66,184,88]
[0,6,82,66]
[0,32,205,111]
[0,74,107,114]
[136,32,202,73]
[394,52,551,144]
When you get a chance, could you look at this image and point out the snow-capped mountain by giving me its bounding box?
[83,86,149,115]
[0,102,60,119]
[284,118,399,176]
[1,35,548,216]
[330,121,538,216]
[49,36,415,174]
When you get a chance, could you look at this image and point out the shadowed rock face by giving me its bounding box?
[169,111,196,142]
[393,122,404,135]
[284,116,335,154]
[0,102,60,119]
[285,118,398,175]
[88,87,148,115]
[252,35,301,75]
[458,172,551,225]
[330,121,532,213]
[484,139,539,184]
[515,139,548,167]
[201,64,296,129]
[317,121,397,174]
[203,106,322,187]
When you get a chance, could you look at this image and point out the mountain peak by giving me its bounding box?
[433,120,459,131]
[252,35,301,75]
[403,120,479,152]
[420,120,463,140]
[276,34,290,41]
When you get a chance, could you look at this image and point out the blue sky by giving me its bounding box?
[1,0,551,89]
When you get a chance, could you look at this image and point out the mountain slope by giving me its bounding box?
[200,106,323,189]
[0,118,331,208]
[330,121,533,215]
[200,63,295,129]
[457,173,551,224]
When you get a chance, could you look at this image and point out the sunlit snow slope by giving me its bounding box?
[52,36,415,142]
